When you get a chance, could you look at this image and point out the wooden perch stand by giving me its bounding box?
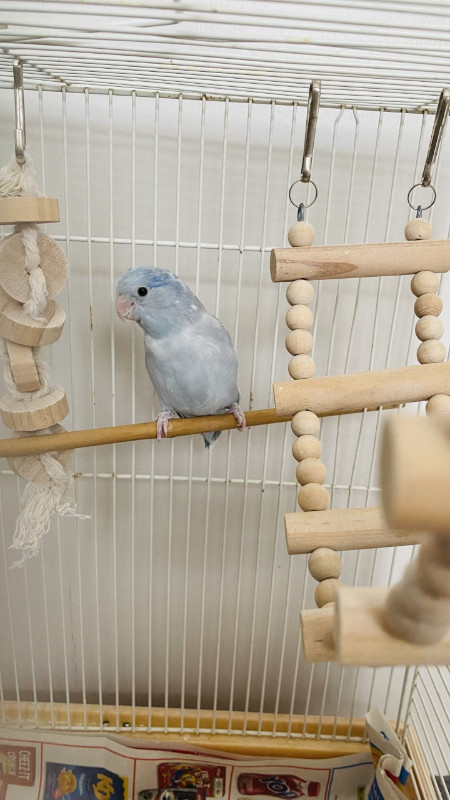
[270,239,450,282]
[274,361,450,417]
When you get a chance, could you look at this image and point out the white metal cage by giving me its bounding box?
[0,2,449,799]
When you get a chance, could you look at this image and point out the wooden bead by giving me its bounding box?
[411,271,440,298]
[298,483,330,512]
[404,218,432,241]
[415,315,444,341]
[0,196,60,225]
[414,292,443,318]
[285,304,313,330]
[286,280,314,306]
[5,340,41,393]
[7,425,73,483]
[288,221,315,247]
[308,548,342,581]
[0,289,65,346]
[0,232,68,303]
[426,393,450,416]
[417,339,447,364]
[292,434,322,461]
[285,329,313,356]
[296,457,327,485]
[0,385,68,431]
[291,410,320,436]
[315,578,341,608]
[288,354,315,379]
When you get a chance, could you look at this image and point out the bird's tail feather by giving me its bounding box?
[202,430,221,448]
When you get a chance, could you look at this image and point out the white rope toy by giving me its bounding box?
[0,152,89,566]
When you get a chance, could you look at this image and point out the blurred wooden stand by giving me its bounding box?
[302,415,450,666]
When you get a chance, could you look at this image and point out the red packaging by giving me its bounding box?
[158,763,225,798]
[237,774,320,798]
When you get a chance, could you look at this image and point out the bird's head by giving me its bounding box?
[116,267,202,336]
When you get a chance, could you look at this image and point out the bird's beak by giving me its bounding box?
[116,294,135,321]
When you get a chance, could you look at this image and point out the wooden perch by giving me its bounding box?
[270,239,450,282]
[274,362,450,416]
[0,401,403,460]
[285,506,424,554]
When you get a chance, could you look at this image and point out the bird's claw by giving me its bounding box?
[156,410,176,440]
[229,403,246,432]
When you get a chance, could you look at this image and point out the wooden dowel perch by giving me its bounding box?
[270,239,450,283]
[0,402,403,460]
[274,362,450,417]
[285,506,424,554]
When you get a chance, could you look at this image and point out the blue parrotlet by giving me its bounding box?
[116,267,246,447]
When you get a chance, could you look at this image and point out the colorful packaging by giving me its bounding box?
[158,763,226,798]
[367,755,409,800]
[43,761,128,799]
[139,790,205,800]
[365,710,414,800]
[237,774,321,798]
[0,743,36,800]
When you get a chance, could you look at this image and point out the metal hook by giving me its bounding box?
[301,80,321,183]
[422,87,449,187]
[13,58,26,165]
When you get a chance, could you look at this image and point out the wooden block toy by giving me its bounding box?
[0,231,68,302]
[0,385,68,431]
[7,424,73,483]
[5,340,41,392]
[0,288,65,346]
[0,196,60,224]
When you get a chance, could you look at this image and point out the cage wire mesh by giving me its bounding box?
[0,1,450,797]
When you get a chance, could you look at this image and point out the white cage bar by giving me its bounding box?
[0,2,449,798]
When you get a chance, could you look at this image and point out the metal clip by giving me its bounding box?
[301,80,321,183]
[13,58,26,165]
[422,87,450,187]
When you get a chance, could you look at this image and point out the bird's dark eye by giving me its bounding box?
[138,287,148,297]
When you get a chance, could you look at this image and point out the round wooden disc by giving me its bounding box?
[7,424,73,483]
[0,232,68,303]
[0,196,60,225]
[0,386,69,431]
[0,287,65,346]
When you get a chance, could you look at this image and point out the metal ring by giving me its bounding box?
[407,183,437,212]
[289,179,318,210]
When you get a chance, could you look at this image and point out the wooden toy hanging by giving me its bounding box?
[271,82,450,666]
[0,59,87,565]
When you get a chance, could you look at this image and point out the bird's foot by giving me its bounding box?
[229,403,246,432]
[156,410,176,440]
